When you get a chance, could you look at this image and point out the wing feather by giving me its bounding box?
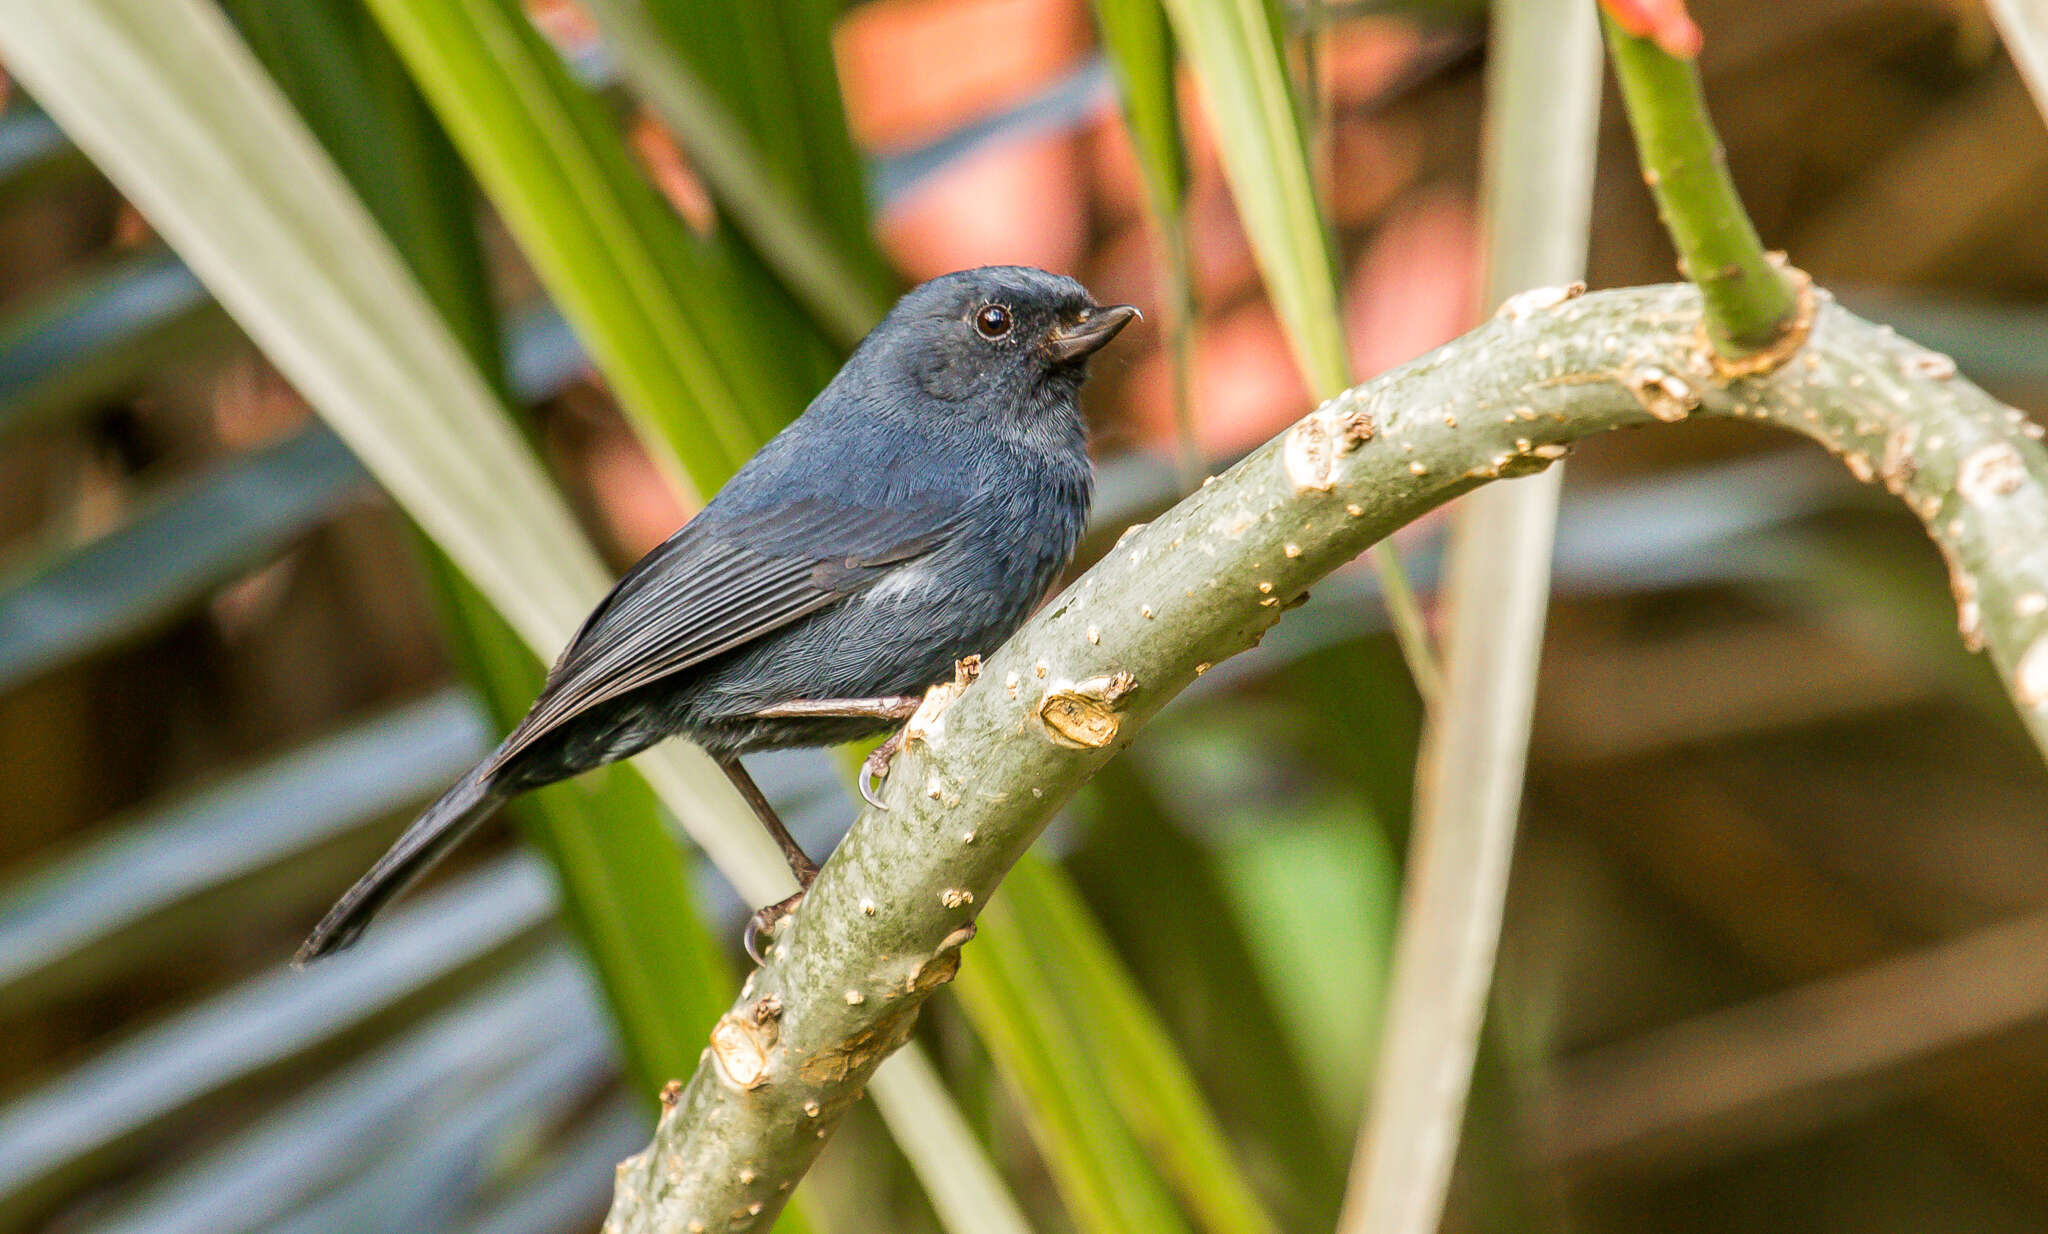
[484,498,960,775]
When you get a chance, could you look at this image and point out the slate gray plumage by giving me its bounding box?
[298,266,1135,963]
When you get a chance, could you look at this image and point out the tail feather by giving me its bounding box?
[294,765,505,966]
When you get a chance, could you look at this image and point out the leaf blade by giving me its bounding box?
[997,856,1280,1234]
[1157,0,1345,395]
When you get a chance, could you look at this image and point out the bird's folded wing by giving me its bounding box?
[482,499,957,774]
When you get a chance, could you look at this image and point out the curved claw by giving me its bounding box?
[743,891,804,966]
[743,914,772,966]
[859,732,904,811]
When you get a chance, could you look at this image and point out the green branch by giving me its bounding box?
[1602,11,1801,358]
[606,283,2048,1229]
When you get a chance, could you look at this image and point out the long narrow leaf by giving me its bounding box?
[362,0,813,491]
[1991,0,2048,123]
[458,4,1079,1222]
[1157,0,1342,393]
[1092,0,1202,485]
[0,0,801,896]
[434,576,732,1092]
[862,1045,1038,1234]
[1094,0,1188,215]
[578,0,892,343]
[221,0,732,1103]
[1071,759,1353,1226]
[597,0,1117,1214]
[630,0,874,254]
[997,857,1280,1234]
[955,896,1196,1234]
[220,0,503,384]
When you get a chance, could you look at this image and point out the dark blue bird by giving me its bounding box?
[297,266,1136,965]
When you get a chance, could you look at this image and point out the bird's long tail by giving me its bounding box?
[294,764,507,966]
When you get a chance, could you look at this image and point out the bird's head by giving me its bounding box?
[862,267,1139,421]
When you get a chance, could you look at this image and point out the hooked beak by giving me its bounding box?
[1045,304,1141,365]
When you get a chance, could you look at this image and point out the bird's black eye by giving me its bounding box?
[974,303,1013,340]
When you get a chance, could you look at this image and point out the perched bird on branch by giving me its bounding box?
[297,266,1137,966]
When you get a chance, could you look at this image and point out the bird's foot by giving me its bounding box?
[860,656,984,809]
[859,730,906,809]
[744,890,806,965]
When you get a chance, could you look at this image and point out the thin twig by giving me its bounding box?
[1160,0,1443,700]
[606,283,2048,1229]
[1601,8,1800,356]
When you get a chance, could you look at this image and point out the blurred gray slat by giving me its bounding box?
[0,302,587,696]
[0,689,488,1016]
[0,854,555,1222]
[0,106,74,184]
[1547,449,1857,590]
[0,250,225,440]
[262,1034,613,1234]
[1839,286,2048,394]
[867,57,1112,205]
[0,424,369,692]
[83,952,608,1234]
[0,105,96,213]
[0,251,607,698]
[448,1094,647,1234]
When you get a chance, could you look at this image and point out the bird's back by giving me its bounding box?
[675,424,1091,745]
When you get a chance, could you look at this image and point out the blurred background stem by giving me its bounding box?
[1336,0,1601,1230]
[1988,0,2048,120]
[1160,0,1442,706]
[1092,0,1202,489]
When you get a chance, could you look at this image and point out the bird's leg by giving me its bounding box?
[734,671,976,960]
[719,756,818,883]
[719,757,820,964]
[753,695,923,810]
[752,696,922,721]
